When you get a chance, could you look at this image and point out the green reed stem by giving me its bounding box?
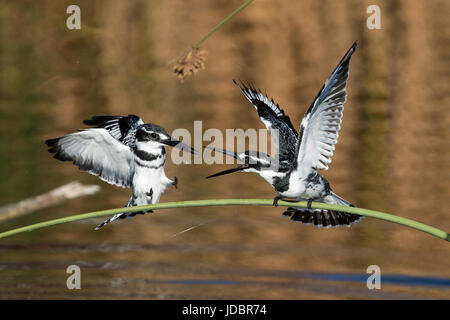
[193,0,255,48]
[0,199,448,241]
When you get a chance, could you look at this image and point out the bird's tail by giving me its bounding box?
[94,197,153,230]
[282,192,363,228]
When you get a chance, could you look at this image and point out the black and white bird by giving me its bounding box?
[207,41,363,228]
[45,114,197,230]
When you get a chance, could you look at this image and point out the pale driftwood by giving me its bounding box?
[0,181,100,223]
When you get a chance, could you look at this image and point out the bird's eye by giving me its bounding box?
[150,133,159,140]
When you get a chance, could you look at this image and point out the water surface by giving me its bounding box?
[0,0,449,299]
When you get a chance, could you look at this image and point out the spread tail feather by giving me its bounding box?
[282,208,363,228]
[282,192,363,228]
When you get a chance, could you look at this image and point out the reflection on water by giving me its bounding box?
[304,273,450,288]
[1,241,449,299]
[0,0,449,299]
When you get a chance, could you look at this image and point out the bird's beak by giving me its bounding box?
[206,164,249,179]
[204,146,247,178]
[203,146,238,159]
[162,138,198,155]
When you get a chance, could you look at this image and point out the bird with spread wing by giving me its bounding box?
[207,41,362,228]
[46,115,197,229]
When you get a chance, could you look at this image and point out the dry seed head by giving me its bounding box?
[173,48,208,81]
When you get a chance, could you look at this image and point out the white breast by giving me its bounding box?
[132,164,173,205]
[280,175,305,198]
[279,168,311,199]
[131,147,173,206]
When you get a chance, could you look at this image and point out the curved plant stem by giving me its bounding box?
[0,199,448,241]
[193,0,255,48]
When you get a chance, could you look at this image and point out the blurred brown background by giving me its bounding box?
[0,0,449,299]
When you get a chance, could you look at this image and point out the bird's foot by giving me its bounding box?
[273,196,298,206]
[273,195,282,207]
[307,199,313,209]
[172,176,178,189]
[146,188,153,199]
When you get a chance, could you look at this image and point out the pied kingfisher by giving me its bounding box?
[45,114,197,230]
[207,41,363,228]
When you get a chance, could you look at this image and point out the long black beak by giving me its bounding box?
[162,138,199,155]
[204,146,246,178]
[203,146,238,160]
[206,164,249,179]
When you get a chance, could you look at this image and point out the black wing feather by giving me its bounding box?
[233,80,298,162]
[83,114,144,147]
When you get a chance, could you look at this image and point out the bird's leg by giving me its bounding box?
[146,188,153,199]
[172,176,178,189]
[273,195,282,207]
[307,199,313,209]
[273,196,300,207]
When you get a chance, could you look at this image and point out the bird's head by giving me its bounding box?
[136,124,197,155]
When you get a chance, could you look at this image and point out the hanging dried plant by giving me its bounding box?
[172,48,208,81]
[171,0,255,82]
